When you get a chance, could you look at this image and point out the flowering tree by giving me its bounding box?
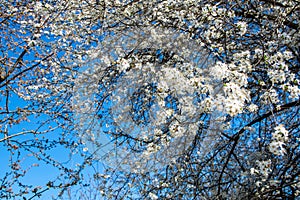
[1,0,299,199]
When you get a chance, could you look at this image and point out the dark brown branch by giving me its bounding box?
[243,99,300,133]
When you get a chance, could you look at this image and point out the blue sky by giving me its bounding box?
[0,92,92,199]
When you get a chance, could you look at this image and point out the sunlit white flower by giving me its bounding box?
[250,167,258,175]
[119,58,130,72]
[83,147,88,152]
[256,159,272,177]
[236,21,247,35]
[210,62,228,80]
[149,192,158,200]
[269,141,286,155]
[248,104,258,112]
[273,124,289,142]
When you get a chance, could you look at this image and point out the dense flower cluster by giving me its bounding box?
[269,124,289,156]
[71,0,300,199]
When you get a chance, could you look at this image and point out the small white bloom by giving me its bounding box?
[255,181,262,187]
[83,147,88,152]
[248,104,258,112]
[273,124,289,142]
[165,109,174,117]
[250,168,258,175]
[269,141,286,156]
[119,58,130,72]
[236,21,247,35]
[149,192,158,200]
